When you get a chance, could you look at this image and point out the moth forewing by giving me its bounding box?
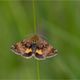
[46,44,58,58]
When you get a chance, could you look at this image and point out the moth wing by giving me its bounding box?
[36,36,57,59]
[11,38,33,58]
[44,44,58,58]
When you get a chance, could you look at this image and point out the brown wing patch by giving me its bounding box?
[36,36,57,58]
[11,42,26,55]
[11,36,32,56]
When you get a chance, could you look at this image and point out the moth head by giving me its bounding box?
[31,35,39,42]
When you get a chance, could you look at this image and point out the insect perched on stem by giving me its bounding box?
[11,35,57,60]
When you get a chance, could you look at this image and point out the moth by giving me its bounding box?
[11,35,57,60]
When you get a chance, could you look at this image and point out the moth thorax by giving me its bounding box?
[31,42,37,53]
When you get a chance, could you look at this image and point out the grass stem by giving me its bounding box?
[32,0,40,80]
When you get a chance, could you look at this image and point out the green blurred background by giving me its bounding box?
[0,1,80,80]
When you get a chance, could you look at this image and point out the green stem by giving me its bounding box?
[32,0,37,34]
[36,60,40,80]
[32,0,40,80]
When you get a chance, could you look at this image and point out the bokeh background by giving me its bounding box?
[0,0,80,80]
